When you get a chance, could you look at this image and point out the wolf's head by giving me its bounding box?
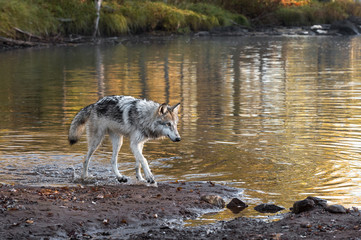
[155,103,181,142]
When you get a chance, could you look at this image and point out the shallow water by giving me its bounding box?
[2,36,361,219]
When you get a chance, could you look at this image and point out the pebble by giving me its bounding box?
[326,205,347,214]
[254,203,284,213]
[226,198,248,213]
[200,195,225,208]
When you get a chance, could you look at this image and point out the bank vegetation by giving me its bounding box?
[1,0,361,41]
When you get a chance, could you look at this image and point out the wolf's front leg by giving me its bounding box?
[134,142,145,182]
[110,133,128,183]
[130,141,155,184]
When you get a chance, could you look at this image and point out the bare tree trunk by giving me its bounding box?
[93,0,103,39]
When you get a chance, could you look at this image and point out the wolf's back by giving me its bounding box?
[68,104,93,145]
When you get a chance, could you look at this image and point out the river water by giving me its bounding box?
[1,36,361,219]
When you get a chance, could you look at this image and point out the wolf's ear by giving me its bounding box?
[158,103,168,115]
[171,103,180,114]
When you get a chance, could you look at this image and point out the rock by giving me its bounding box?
[292,196,329,214]
[306,196,327,208]
[292,198,315,214]
[309,24,333,35]
[331,20,359,35]
[200,195,225,208]
[254,203,285,213]
[311,25,323,30]
[326,204,347,214]
[226,198,248,214]
[316,29,328,35]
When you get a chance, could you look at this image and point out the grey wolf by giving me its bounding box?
[68,95,181,184]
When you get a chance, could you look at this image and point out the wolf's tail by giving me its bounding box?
[68,104,93,145]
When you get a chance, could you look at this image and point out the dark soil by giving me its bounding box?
[1,182,361,239]
[0,181,237,239]
[139,205,361,240]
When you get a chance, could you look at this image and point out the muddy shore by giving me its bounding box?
[1,182,361,239]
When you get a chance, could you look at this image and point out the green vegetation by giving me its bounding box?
[0,0,57,38]
[48,0,96,35]
[1,0,361,40]
[0,0,248,39]
[110,1,223,33]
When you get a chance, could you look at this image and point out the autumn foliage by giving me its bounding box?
[280,0,310,7]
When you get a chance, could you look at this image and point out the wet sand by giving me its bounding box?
[1,182,361,239]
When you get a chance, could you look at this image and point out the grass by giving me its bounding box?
[1,0,361,39]
[109,1,248,33]
[178,3,249,27]
[0,0,248,39]
[0,0,58,38]
[45,0,96,35]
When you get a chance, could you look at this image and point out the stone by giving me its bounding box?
[306,196,328,208]
[326,204,347,214]
[254,203,285,213]
[226,198,248,214]
[200,195,225,208]
[311,25,323,30]
[292,198,315,214]
[316,29,328,35]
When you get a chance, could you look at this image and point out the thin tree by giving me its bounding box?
[93,0,103,39]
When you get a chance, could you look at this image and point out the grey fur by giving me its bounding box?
[68,95,181,183]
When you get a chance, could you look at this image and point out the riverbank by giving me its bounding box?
[1,182,361,239]
[2,0,361,52]
[0,23,357,52]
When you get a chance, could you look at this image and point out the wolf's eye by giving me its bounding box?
[166,122,172,127]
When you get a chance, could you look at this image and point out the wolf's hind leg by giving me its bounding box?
[83,129,104,179]
[109,132,127,183]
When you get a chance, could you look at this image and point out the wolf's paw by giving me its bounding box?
[146,175,156,184]
[117,176,128,183]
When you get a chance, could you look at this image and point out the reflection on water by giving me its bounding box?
[2,36,361,218]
